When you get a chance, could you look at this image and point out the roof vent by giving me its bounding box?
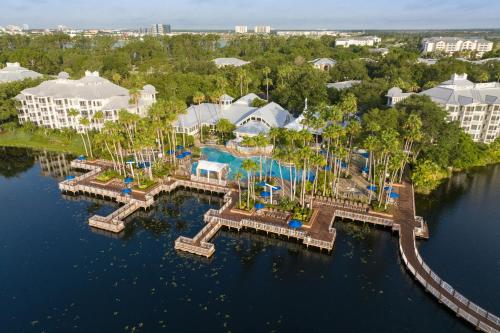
[58,71,70,79]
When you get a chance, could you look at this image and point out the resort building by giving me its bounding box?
[15,71,156,132]
[174,93,293,138]
[309,58,336,71]
[387,74,500,143]
[254,26,271,34]
[369,48,389,56]
[335,36,381,48]
[327,80,361,90]
[235,26,248,33]
[386,87,415,107]
[0,62,42,83]
[421,37,493,57]
[213,58,250,68]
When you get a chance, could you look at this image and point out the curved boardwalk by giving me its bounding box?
[60,159,499,332]
[395,182,499,333]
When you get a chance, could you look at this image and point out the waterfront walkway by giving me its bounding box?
[59,159,499,332]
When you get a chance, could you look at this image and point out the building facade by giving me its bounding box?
[15,71,156,132]
[387,74,500,143]
[235,26,248,33]
[254,26,271,34]
[149,24,171,36]
[309,58,336,71]
[335,36,381,47]
[421,37,493,57]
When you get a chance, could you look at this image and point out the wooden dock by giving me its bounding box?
[59,159,500,332]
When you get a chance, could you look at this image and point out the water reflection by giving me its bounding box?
[0,147,36,178]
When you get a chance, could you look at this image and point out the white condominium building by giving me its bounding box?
[387,73,500,143]
[0,62,42,83]
[235,26,248,33]
[421,37,493,57]
[15,71,156,132]
[254,26,271,34]
[335,36,381,47]
[149,24,171,36]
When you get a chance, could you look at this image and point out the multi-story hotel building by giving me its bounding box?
[335,36,381,47]
[386,74,500,143]
[15,71,156,132]
[235,26,248,33]
[254,26,271,34]
[149,24,171,36]
[421,37,493,57]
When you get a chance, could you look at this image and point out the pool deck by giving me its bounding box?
[59,158,500,333]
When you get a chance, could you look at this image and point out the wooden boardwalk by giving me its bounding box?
[59,159,499,332]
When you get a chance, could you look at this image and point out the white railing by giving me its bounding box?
[399,230,499,332]
[334,210,393,227]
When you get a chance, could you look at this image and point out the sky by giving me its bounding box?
[1,0,499,30]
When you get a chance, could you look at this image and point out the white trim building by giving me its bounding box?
[15,71,156,132]
[213,58,250,68]
[335,36,381,48]
[421,37,493,57]
[174,93,293,138]
[309,58,336,71]
[386,74,500,143]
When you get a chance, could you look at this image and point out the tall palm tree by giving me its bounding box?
[79,117,93,158]
[234,170,243,208]
[242,159,258,209]
[262,67,272,100]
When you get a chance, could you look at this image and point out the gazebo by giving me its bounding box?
[191,160,229,186]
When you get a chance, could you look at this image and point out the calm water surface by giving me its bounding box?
[0,147,498,332]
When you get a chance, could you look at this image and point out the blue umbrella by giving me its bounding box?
[338,161,348,169]
[254,203,265,210]
[176,145,184,150]
[124,177,134,184]
[260,191,271,198]
[122,188,132,195]
[389,192,400,199]
[77,155,86,161]
[176,153,186,159]
[288,219,303,229]
[367,185,377,191]
[183,151,192,156]
[360,152,370,158]
[308,174,315,182]
[324,165,332,171]
[166,150,175,155]
[256,181,267,187]
[66,175,75,180]
[384,186,393,191]
[361,166,369,173]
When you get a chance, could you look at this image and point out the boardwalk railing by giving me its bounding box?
[399,230,499,332]
[190,175,227,187]
[334,210,393,227]
[310,195,369,212]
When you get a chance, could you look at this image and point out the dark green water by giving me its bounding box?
[0,147,498,332]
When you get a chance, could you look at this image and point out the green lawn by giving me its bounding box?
[0,129,85,155]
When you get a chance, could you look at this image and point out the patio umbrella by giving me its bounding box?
[122,188,132,195]
[324,165,332,171]
[256,181,267,187]
[66,175,75,180]
[367,185,377,191]
[288,219,303,229]
[124,177,134,184]
[389,192,400,199]
[166,150,175,155]
[77,155,86,161]
[176,153,186,159]
[384,186,393,191]
[254,203,265,210]
[176,145,184,150]
[260,191,271,198]
[360,152,370,159]
[183,151,192,156]
[361,166,369,173]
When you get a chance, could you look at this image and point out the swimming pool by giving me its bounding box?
[192,147,307,181]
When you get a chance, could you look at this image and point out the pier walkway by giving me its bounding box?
[59,159,499,332]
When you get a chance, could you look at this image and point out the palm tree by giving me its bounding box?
[79,117,93,158]
[262,67,272,100]
[234,170,243,208]
[241,159,258,209]
[129,87,141,112]
[193,91,205,105]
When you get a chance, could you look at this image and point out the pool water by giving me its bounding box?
[192,147,308,181]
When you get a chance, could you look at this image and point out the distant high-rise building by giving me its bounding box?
[149,24,171,36]
[235,26,247,33]
[254,26,271,34]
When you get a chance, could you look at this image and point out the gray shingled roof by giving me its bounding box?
[327,80,361,90]
[20,71,129,100]
[420,74,500,106]
[0,62,42,83]
[309,58,336,66]
[213,58,250,67]
[233,120,270,135]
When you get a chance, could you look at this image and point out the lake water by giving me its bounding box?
[0,147,498,332]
